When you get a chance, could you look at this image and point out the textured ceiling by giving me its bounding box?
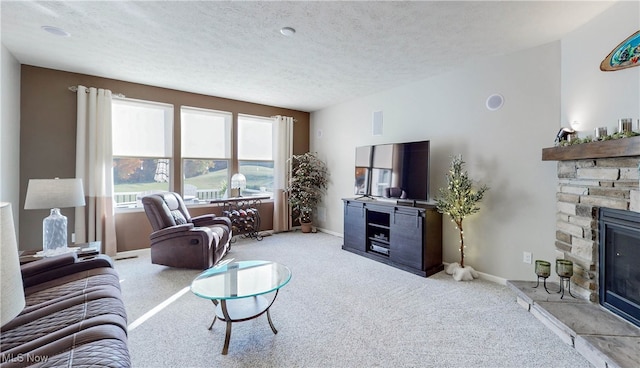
[1,1,616,112]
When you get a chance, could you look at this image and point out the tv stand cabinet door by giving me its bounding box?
[343,201,366,252]
[390,210,423,270]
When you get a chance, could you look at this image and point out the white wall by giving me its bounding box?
[311,0,640,282]
[1,44,21,233]
[311,41,561,282]
[562,1,640,133]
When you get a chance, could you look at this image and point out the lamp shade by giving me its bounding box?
[1,202,25,326]
[231,173,247,190]
[24,178,85,209]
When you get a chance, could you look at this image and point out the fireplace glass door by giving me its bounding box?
[599,208,640,327]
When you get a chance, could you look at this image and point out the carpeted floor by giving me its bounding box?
[114,231,593,367]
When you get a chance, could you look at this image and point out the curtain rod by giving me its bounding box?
[68,86,125,98]
[271,115,298,123]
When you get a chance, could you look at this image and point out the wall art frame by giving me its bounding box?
[600,30,640,72]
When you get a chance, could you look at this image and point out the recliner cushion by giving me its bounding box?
[162,193,180,210]
[170,210,187,225]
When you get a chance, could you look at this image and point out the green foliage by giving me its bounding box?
[436,155,488,224]
[435,155,488,268]
[558,131,639,146]
[184,159,215,178]
[286,152,329,223]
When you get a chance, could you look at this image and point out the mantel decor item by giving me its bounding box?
[618,118,633,133]
[600,30,640,72]
[554,127,575,145]
[286,152,329,233]
[24,178,85,257]
[595,127,608,140]
[435,155,489,281]
[533,260,551,294]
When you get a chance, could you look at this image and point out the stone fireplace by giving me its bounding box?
[543,137,640,305]
[507,138,640,367]
[553,156,640,302]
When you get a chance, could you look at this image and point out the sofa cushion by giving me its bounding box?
[1,290,127,353]
[0,324,130,368]
[0,257,130,368]
[22,268,121,309]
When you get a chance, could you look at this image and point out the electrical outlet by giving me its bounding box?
[523,251,532,264]
[71,232,76,243]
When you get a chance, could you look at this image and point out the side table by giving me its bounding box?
[19,241,101,264]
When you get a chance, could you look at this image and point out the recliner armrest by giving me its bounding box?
[149,223,195,240]
[192,214,232,228]
[21,253,115,288]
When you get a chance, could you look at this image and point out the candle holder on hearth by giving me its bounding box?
[555,259,576,299]
[533,260,551,293]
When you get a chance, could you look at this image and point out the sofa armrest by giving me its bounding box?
[21,254,115,288]
[149,223,195,241]
[192,214,232,228]
[21,253,78,279]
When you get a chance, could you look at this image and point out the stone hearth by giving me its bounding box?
[508,280,640,368]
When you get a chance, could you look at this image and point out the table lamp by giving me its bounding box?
[1,202,25,326]
[24,178,85,256]
[231,173,247,197]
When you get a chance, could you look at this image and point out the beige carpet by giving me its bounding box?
[114,231,593,367]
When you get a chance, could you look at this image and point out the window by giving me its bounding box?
[112,98,173,208]
[181,107,232,202]
[237,114,274,198]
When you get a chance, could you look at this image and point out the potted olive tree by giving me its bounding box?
[286,152,329,233]
[435,155,489,281]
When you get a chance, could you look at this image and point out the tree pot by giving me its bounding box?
[300,221,313,233]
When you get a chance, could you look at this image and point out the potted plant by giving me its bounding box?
[435,155,489,281]
[286,152,329,233]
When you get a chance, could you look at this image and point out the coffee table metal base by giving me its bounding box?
[208,291,280,355]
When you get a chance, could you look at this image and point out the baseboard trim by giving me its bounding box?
[114,248,147,260]
[315,227,342,237]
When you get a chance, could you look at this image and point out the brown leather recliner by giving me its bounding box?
[142,192,232,269]
[384,187,407,199]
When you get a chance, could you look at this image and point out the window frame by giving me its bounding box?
[180,106,233,202]
[111,97,174,210]
[237,114,275,198]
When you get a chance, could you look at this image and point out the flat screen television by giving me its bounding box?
[354,140,430,201]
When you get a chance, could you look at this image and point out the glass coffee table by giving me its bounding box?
[190,260,292,355]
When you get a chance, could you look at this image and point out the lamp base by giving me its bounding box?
[43,208,68,257]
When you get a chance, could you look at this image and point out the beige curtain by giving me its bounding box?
[272,115,294,232]
[74,86,117,256]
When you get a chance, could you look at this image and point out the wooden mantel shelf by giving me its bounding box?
[542,136,640,161]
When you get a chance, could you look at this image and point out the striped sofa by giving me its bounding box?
[1,253,130,367]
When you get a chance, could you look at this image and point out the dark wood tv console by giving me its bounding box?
[342,198,443,277]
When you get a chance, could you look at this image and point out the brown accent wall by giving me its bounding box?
[113,201,274,252]
[19,65,309,251]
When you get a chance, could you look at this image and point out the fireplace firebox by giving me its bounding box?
[598,207,640,327]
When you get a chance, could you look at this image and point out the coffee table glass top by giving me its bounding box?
[191,260,291,300]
